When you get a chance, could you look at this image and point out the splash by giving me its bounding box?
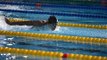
[53,26,60,31]
[0,16,9,30]
[0,4,22,10]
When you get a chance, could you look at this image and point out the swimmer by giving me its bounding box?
[5,16,58,30]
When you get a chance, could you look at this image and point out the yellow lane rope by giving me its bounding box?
[0,47,107,60]
[0,30,107,44]
[58,22,107,29]
[8,18,107,29]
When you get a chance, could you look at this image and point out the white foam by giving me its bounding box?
[53,26,60,31]
[0,4,22,10]
[0,16,9,30]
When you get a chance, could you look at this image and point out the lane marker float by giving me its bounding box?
[0,47,107,60]
[0,30,107,44]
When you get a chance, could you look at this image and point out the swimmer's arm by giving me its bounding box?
[30,20,48,29]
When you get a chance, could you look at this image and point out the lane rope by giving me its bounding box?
[0,30,107,44]
[0,47,107,60]
[0,2,107,10]
[8,18,107,29]
[0,9,107,18]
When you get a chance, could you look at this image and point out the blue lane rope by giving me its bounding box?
[0,9,107,18]
[0,2,107,10]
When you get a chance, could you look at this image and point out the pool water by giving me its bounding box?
[0,2,107,60]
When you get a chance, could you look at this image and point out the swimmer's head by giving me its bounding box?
[48,16,58,24]
[48,16,58,30]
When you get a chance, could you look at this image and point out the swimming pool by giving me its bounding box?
[0,1,107,60]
